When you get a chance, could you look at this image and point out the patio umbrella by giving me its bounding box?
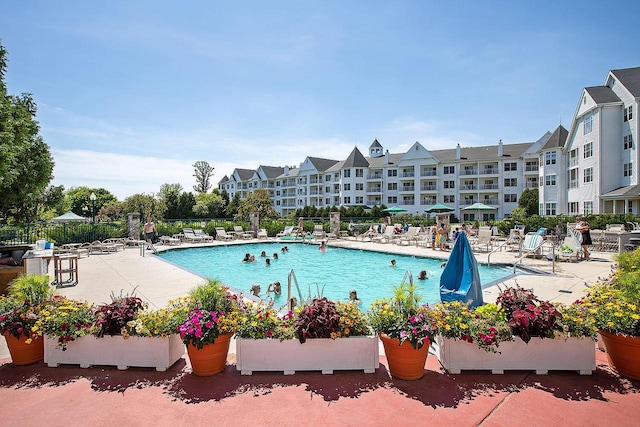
[424,203,455,213]
[382,206,407,214]
[52,211,86,223]
[439,233,483,309]
[461,202,496,220]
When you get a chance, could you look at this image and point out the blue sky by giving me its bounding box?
[1,1,637,200]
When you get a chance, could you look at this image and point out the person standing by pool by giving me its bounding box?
[430,224,437,250]
[144,219,156,249]
[319,241,326,252]
[298,217,304,238]
[576,217,592,261]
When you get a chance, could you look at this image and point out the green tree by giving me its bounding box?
[193,161,214,193]
[98,202,124,222]
[158,183,183,219]
[193,192,225,218]
[177,192,197,219]
[226,192,241,218]
[66,187,118,218]
[0,43,54,223]
[122,193,165,222]
[518,188,539,216]
[236,188,278,220]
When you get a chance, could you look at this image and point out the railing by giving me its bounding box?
[421,171,437,177]
[367,174,383,179]
[460,185,477,191]
[401,172,415,178]
[525,166,539,172]
[367,187,382,193]
[287,269,304,312]
[421,185,437,191]
[400,186,415,192]
[462,170,478,175]
[482,168,498,175]
[480,184,499,190]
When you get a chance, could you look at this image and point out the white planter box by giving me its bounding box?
[434,335,596,375]
[44,334,185,372]
[236,336,379,375]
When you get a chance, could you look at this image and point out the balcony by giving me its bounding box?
[367,186,382,193]
[481,168,498,175]
[483,199,499,205]
[421,170,437,177]
[525,166,539,172]
[461,169,478,176]
[367,173,383,180]
[459,185,478,191]
[401,172,415,178]
[400,185,415,192]
[400,200,415,206]
[525,182,539,188]
[421,185,437,191]
[462,199,478,205]
[569,158,579,167]
[421,199,437,205]
[480,184,499,190]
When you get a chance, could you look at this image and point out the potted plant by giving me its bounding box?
[41,294,189,371]
[0,274,54,365]
[367,282,436,380]
[433,288,596,375]
[578,248,640,380]
[235,298,378,375]
[179,279,241,376]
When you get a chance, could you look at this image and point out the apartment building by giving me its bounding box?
[563,66,639,215]
[219,135,552,220]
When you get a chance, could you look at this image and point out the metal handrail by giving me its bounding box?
[287,269,303,311]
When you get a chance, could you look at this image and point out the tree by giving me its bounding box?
[193,192,225,218]
[193,161,214,193]
[236,188,278,220]
[518,188,539,216]
[0,43,54,223]
[226,192,241,218]
[121,193,165,222]
[66,187,118,218]
[158,183,183,219]
[177,192,197,219]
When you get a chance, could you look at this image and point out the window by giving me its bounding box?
[355,183,363,191]
[624,134,634,150]
[624,105,633,122]
[325,187,330,193]
[355,168,363,177]
[545,151,556,165]
[569,148,579,166]
[569,169,579,188]
[584,201,593,215]
[568,202,579,214]
[387,169,397,177]
[387,182,397,191]
[443,166,455,174]
[624,163,633,177]
[343,170,350,178]
[387,196,397,204]
[545,175,556,186]
[584,115,593,134]
[343,183,350,191]
[504,178,517,187]
[444,195,455,203]
[504,194,517,203]
[583,142,593,158]
[325,175,331,181]
[355,196,363,204]
[444,180,455,189]
[343,197,351,204]
[583,167,593,183]
[545,203,557,216]
[504,162,517,171]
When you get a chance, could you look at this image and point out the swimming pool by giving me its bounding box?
[158,243,515,309]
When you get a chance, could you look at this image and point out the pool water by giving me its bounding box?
[158,243,514,310]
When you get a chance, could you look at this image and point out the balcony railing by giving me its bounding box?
[462,200,478,205]
[401,172,415,178]
[483,199,499,205]
[367,187,382,193]
[421,185,437,191]
[525,166,539,172]
[480,184,499,190]
[421,170,437,177]
[399,200,415,205]
[459,185,477,191]
[525,182,538,188]
[367,174,383,179]
[421,199,437,205]
[400,186,415,192]
[462,170,478,175]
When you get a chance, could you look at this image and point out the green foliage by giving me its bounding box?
[121,193,165,221]
[0,43,54,223]
[189,279,237,312]
[193,192,225,218]
[66,187,118,218]
[518,188,539,215]
[236,188,278,220]
[158,183,183,219]
[7,274,55,305]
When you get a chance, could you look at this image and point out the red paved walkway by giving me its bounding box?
[0,348,638,427]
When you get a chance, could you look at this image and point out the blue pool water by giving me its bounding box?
[158,243,514,310]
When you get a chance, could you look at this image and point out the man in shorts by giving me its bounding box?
[144,219,156,249]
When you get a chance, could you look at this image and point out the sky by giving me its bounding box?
[1,1,638,200]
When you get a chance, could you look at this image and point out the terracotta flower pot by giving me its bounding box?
[379,333,429,380]
[3,331,44,366]
[186,333,232,376]
[599,330,640,381]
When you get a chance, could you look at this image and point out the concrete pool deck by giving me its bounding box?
[2,238,638,426]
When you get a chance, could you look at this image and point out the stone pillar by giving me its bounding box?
[128,213,141,239]
[330,212,341,238]
[249,212,259,237]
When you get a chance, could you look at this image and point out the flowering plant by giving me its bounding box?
[95,292,145,337]
[124,297,192,338]
[577,248,640,336]
[431,301,512,352]
[235,301,295,340]
[179,279,242,349]
[368,282,436,349]
[294,298,371,343]
[0,274,55,341]
[36,295,97,350]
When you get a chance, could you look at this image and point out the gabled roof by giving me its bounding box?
[601,184,640,198]
[367,152,403,167]
[343,147,370,168]
[258,166,285,179]
[431,143,532,163]
[369,139,382,148]
[585,86,621,104]
[308,157,339,172]
[218,175,229,184]
[234,168,255,181]
[540,125,568,151]
[611,66,640,97]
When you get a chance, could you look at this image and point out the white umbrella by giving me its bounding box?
[52,211,86,223]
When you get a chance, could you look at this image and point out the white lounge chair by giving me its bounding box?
[215,227,235,241]
[183,228,206,243]
[160,235,181,245]
[372,226,398,244]
[313,225,326,240]
[472,228,493,252]
[276,225,295,238]
[558,236,582,262]
[396,227,420,246]
[233,226,253,239]
[257,229,268,239]
[194,229,214,242]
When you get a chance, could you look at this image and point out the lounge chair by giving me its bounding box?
[313,225,326,240]
[371,226,398,244]
[160,235,181,245]
[519,233,545,259]
[233,226,253,240]
[276,226,295,238]
[471,228,493,252]
[183,228,206,243]
[257,229,268,240]
[194,229,214,242]
[557,236,582,262]
[396,227,421,246]
[215,227,235,241]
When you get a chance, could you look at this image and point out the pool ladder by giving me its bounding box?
[287,269,304,311]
